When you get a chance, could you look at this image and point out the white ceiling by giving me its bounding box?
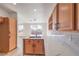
[17,3,56,23]
[0,3,56,23]
[0,3,17,19]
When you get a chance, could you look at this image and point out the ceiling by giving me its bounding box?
[0,3,56,23]
[0,3,16,13]
[17,3,56,23]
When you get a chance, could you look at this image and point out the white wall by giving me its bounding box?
[0,7,10,17]
[17,3,55,37]
[8,12,17,19]
[23,23,47,38]
[17,3,56,24]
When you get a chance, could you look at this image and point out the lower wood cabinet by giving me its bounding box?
[23,39,45,56]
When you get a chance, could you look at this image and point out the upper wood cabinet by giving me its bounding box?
[48,3,79,31]
[58,3,74,31]
[52,5,57,30]
[48,5,57,30]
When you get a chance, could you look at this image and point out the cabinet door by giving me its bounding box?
[76,4,79,31]
[34,39,45,55]
[58,3,74,31]
[24,39,34,55]
[9,18,17,51]
[0,17,9,53]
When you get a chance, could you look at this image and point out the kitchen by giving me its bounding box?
[0,3,79,56]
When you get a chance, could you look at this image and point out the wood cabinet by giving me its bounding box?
[0,17,17,53]
[48,14,53,30]
[58,3,74,31]
[52,5,58,30]
[48,3,75,31]
[48,4,58,30]
[48,5,58,30]
[76,4,79,31]
[23,39,45,56]
[9,18,17,51]
[24,39,33,54]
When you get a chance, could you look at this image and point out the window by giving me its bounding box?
[30,25,43,38]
